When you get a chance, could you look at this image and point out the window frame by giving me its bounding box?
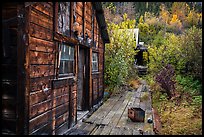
[58,43,75,78]
[92,52,99,72]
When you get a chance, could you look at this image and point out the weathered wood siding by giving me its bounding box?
[28,2,78,135]
[98,33,105,101]
[76,2,83,36]
[51,79,77,135]
[85,2,93,38]
[2,2,107,135]
[28,2,54,135]
[91,3,105,105]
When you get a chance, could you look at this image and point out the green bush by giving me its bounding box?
[104,13,137,89]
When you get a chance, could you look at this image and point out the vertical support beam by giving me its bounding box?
[17,4,30,134]
[102,42,105,102]
[83,2,85,38]
[52,3,57,134]
[89,48,93,110]
[70,2,74,38]
[17,3,24,135]
[92,8,95,47]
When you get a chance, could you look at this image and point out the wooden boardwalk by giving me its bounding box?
[65,82,155,135]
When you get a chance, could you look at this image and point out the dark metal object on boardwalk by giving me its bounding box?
[128,108,145,122]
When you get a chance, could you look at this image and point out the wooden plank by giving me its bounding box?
[29,37,55,53]
[77,2,83,7]
[133,97,140,108]
[53,93,69,107]
[67,123,89,135]
[76,13,83,24]
[53,87,69,98]
[30,65,54,78]
[93,95,122,125]
[30,23,53,41]
[132,129,141,135]
[85,94,121,124]
[29,110,52,134]
[109,126,122,135]
[55,112,69,128]
[84,96,118,123]
[91,125,105,135]
[30,121,52,135]
[85,15,92,24]
[30,7,53,30]
[30,89,52,106]
[30,51,54,65]
[55,121,69,135]
[31,2,53,18]
[117,92,136,128]
[52,102,69,118]
[29,99,52,119]
[30,76,52,92]
[135,84,142,98]
[100,94,126,125]
[52,78,75,89]
[76,5,83,16]
[121,127,133,135]
[83,123,97,135]
[139,92,148,111]
[107,92,132,133]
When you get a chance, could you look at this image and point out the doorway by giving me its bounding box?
[77,47,90,110]
[77,47,90,121]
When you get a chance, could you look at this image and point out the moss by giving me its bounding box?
[140,92,149,102]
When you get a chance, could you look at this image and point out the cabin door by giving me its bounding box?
[77,47,89,110]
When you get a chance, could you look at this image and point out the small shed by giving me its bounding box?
[2,2,109,135]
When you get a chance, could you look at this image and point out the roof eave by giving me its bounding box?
[92,2,110,43]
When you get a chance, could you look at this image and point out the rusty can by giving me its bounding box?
[128,107,145,122]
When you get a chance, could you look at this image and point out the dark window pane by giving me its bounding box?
[59,61,64,74]
[68,61,74,73]
[64,61,69,74]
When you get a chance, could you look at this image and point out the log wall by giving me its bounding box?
[2,2,107,135]
[28,2,54,135]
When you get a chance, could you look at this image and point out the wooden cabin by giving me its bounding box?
[2,2,109,135]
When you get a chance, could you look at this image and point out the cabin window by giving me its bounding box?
[92,52,98,72]
[59,43,75,75]
[58,2,70,36]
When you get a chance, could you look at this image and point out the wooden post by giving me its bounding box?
[17,4,30,134]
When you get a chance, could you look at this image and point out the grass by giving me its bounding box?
[150,81,202,135]
[127,78,141,89]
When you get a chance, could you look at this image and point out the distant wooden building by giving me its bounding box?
[2,2,109,135]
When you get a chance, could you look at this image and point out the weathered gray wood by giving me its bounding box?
[109,126,122,135]
[83,123,97,135]
[67,82,154,135]
[109,92,131,130]
[132,128,142,135]
[91,125,104,135]
[84,95,121,124]
[99,125,113,135]
[117,92,135,128]
[100,94,125,125]
[121,127,133,135]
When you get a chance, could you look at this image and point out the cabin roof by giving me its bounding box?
[92,2,110,43]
